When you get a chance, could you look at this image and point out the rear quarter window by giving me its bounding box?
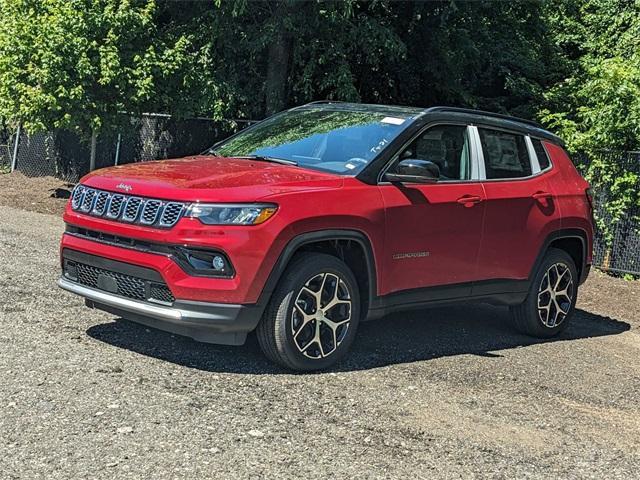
[531,138,551,170]
[478,128,532,179]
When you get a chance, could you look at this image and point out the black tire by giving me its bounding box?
[256,253,361,371]
[510,248,578,338]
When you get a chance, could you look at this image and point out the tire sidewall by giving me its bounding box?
[525,248,578,336]
[273,254,361,371]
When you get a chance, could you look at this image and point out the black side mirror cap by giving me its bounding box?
[384,159,440,184]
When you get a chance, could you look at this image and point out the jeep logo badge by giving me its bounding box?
[116,183,133,192]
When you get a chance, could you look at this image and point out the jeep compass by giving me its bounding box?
[59,102,593,371]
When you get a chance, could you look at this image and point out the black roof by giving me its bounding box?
[300,101,563,145]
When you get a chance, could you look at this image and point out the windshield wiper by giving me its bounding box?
[206,150,298,166]
[233,154,298,166]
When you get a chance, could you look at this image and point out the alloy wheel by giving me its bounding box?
[537,262,574,328]
[291,272,352,359]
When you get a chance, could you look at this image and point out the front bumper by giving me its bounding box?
[58,277,263,345]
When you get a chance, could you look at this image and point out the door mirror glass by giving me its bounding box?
[385,159,440,184]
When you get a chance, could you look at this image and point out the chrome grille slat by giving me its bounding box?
[159,203,184,227]
[122,197,143,222]
[71,185,85,210]
[80,189,97,212]
[140,200,162,225]
[107,194,125,218]
[92,191,111,215]
[70,187,185,228]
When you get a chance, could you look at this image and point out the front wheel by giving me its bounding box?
[510,248,578,338]
[257,253,360,371]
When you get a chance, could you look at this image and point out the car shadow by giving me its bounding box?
[86,304,631,374]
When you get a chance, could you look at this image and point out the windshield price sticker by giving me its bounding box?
[381,117,405,125]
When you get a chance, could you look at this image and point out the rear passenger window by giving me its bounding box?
[531,138,550,170]
[478,128,532,179]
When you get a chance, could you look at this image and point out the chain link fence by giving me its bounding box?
[5,113,254,181]
[1,116,639,276]
[0,121,14,171]
[579,151,640,277]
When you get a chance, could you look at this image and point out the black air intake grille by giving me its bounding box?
[65,260,175,305]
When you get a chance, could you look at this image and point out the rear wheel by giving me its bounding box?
[257,253,360,371]
[511,248,578,338]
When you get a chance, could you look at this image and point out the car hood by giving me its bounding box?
[81,155,344,202]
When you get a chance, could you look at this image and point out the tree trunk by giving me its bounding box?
[265,29,292,115]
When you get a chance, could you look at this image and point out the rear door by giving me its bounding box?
[378,124,486,297]
[473,127,562,289]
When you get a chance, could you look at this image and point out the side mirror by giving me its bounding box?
[384,159,440,184]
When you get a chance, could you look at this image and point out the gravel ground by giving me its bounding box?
[1,204,639,479]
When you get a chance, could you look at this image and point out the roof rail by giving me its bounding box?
[305,100,347,105]
[426,106,542,129]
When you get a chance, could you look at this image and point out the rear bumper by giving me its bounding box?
[58,277,263,345]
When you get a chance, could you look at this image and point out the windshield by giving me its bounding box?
[212,107,414,174]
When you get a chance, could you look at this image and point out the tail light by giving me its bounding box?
[585,188,594,208]
[585,187,595,221]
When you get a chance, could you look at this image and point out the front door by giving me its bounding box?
[378,124,486,298]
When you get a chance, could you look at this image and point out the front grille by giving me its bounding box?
[64,259,175,305]
[80,189,97,212]
[107,194,125,218]
[149,284,175,304]
[92,191,110,215]
[160,203,184,227]
[141,200,162,225]
[122,197,143,222]
[70,185,185,228]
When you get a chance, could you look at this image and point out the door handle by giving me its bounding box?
[532,191,552,201]
[456,195,482,207]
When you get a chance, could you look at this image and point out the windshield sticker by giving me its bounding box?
[381,117,405,125]
[370,138,389,154]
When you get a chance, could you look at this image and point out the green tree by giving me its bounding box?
[540,0,640,232]
[0,0,194,136]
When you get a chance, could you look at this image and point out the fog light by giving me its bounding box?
[172,247,234,277]
[212,255,225,271]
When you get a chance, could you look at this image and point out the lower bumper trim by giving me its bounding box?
[58,277,263,345]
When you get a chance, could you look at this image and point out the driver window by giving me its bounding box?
[398,125,471,180]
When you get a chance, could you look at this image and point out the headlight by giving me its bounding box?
[185,203,277,225]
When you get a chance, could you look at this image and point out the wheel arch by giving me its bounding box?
[256,229,378,319]
[532,228,590,285]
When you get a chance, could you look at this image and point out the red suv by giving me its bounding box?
[59,102,593,370]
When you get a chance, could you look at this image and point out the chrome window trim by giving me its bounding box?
[376,122,482,185]
[468,125,486,180]
[525,135,541,174]
[475,125,555,183]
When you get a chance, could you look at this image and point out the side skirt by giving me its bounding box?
[366,279,529,321]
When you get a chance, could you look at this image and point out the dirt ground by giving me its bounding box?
[0,177,639,479]
[0,171,72,216]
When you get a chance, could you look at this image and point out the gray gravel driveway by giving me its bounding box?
[1,205,639,479]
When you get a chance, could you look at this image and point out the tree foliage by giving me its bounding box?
[0,0,638,167]
[540,0,640,228]
[0,0,194,134]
